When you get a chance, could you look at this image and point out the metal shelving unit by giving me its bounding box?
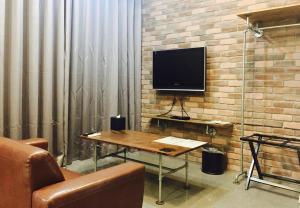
[235,4,300,184]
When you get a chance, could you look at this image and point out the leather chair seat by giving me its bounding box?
[0,137,145,208]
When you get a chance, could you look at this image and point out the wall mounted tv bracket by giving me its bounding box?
[157,95,190,120]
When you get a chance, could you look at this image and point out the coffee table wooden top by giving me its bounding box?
[81,130,206,157]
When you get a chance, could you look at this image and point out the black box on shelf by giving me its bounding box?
[110,116,126,131]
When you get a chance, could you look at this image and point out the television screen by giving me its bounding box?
[153,47,206,91]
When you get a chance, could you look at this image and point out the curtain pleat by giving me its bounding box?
[127,0,136,130]
[67,0,141,160]
[9,0,24,139]
[27,0,40,138]
[0,0,5,136]
[133,0,142,130]
[0,0,141,162]
[118,0,129,128]
[0,0,67,156]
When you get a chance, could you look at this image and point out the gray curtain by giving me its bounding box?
[0,0,67,156]
[0,0,141,162]
[66,0,142,160]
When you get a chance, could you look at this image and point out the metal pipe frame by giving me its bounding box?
[237,15,300,202]
[246,143,261,190]
[245,140,300,200]
[262,173,300,184]
[162,164,186,177]
[98,149,126,160]
[234,16,249,184]
[250,177,300,193]
[247,22,300,37]
[156,153,189,205]
[156,154,164,205]
[259,23,300,31]
[185,153,189,189]
[111,154,185,172]
[124,148,127,162]
[94,141,98,172]
[298,150,300,166]
[94,145,189,205]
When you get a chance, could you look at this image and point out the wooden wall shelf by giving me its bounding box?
[238,4,300,24]
[149,115,233,129]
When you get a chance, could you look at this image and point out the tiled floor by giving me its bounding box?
[68,152,299,208]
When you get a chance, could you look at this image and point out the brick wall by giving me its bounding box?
[141,0,300,179]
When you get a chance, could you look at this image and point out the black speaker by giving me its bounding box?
[201,147,227,175]
[110,116,126,131]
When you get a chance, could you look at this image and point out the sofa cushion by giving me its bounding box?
[60,168,81,180]
[20,138,48,150]
[0,138,64,208]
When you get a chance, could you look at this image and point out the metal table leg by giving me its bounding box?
[246,142,261,190]
[94,141,98,172]
[185,153,190,189]
[249,142,263,179]
[156,154,164,205]
[124,148,127,163]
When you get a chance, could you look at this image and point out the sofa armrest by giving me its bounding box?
[32,162,145,208]
[20,138,48,150]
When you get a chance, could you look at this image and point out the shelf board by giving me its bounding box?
[149,115,233,128]
[237,4,300,24]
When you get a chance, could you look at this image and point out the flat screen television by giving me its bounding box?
[153,47,206,91]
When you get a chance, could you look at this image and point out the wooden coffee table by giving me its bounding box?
[81,130,207,205]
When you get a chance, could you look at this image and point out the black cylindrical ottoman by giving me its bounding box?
[201,147,227,175]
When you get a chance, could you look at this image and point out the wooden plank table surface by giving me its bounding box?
[81,130,206,157]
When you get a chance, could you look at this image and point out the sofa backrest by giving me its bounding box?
[0,138,65,208]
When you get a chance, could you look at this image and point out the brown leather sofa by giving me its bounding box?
[0,137,145,208]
